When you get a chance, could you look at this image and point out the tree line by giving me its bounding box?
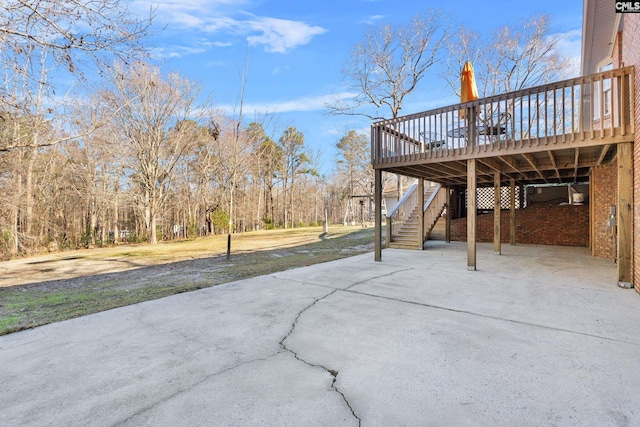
[0,61,372,256]
[0,2,569,259]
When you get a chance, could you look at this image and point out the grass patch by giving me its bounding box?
[0,315,19,333]
[0,284,207,335]
[0,226,377,336]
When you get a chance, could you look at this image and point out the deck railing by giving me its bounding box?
[371,66,635,165]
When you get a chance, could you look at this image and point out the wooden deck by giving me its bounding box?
[372,66,635,284]
[371,66,635,186]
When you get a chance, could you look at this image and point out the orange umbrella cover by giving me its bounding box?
[460,61,478,119]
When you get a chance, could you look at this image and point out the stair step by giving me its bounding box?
[428,217,446,240]
[388,243,419,250]
[392,237,419,243]
[397,227,418,232]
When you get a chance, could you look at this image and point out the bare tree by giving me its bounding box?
[0,0,152,76]
[188,115,223,236]
[444,14,572,140]
[102,62,206,244]
[246,121,282,226]
[0,0,154,154]
[335,130,372,196]
[278,126,310,228]
[444,14,571,98]
[327,10,448,121]
[335,130,372,225]
[211,117,252,235]
[327,11,448,203]
[0,46,66,251]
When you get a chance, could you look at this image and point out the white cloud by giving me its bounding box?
[325,125,370,137]
[151,45,207,59]
[271,66,290,75]
[149,38,232,59]
[219,91,358,114]
[204,41,233,48]
[553,28,582,78]
[202,16,241,32]
[245,16,327,54]
[135,0,327,54]
[360,15,384,25]
[135,0,249,15]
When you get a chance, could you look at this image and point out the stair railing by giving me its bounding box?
[423,185,447,241]
[385,182,418,247]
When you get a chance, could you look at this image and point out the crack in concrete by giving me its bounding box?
[343,267,413,291]
[274,266,413,292]
[343,288,640,346]
[279,289,362,426]
[114,352,282,426]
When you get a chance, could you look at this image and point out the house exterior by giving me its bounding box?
[371,0,640,293]
[583,0,640,291]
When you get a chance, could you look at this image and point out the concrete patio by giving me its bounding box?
[1,241,639,426]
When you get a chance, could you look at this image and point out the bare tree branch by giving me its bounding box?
[444,14,571,98]
[326,9,449,120]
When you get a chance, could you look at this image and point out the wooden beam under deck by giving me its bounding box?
[548,151,562,182]
[374,132,632,171]
[596,144,611,166]
[510,179,516,246]
[494,171,501,255]
[467,159,477,271]
[521,153,549,184]
[445,185,451,243]
[418,179,425,251]
[379,143,607,187]
[617,142,632,287]
[374,169,382,262]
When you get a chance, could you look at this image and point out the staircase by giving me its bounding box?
[388,203,422,249]
[428,216,447,240]
[387,184,447,249]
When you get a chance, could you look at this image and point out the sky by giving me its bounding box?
[129,0,584,174]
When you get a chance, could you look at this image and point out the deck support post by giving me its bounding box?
[445,185,451,243]
[374,168,383,261]
[590,170,595,254]
[418,178,425,250]
[494,172,501,255]
[467,159,477,270]
[617,142,632,287]
[510,179,516,245]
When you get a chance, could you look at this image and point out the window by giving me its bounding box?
[594,62,613,120]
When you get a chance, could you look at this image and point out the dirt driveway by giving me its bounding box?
[1,227,370,288]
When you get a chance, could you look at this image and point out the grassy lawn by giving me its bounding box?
[0,226,376,335]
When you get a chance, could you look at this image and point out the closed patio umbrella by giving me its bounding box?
[460,61,478,119]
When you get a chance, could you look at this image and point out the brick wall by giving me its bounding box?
[622,14,640,291]
[449,204,589,247]
[592,164,617,259]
